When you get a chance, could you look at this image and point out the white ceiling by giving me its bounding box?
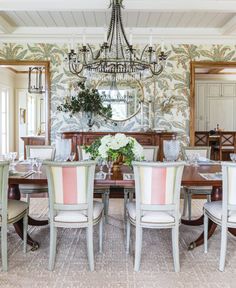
[1,0,236,44]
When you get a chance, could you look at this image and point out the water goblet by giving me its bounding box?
[230,153,236,162]
[97,158,105,173]
[106,160,113,176]
[69,152,76,162]
[35,159,43,173]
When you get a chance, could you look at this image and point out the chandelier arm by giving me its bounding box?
[117,2,125,59]
[150,64,164,76]
[140,44,149,61]
[107,0,116,46]
[118,2,130,47]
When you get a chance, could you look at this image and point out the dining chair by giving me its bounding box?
[215,132,236,161]
[182,146,212,220]
[195,131,209,146]
[126,161,184,272]
[78,145,110,222]
[124,145,159,221]
[44,160,104,271]
[204,161,236,271]
[0,161,29,271]
[20,145,56,206]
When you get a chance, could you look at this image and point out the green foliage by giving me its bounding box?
[57,81,112,118]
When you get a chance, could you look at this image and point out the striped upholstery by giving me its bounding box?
[51,166,88,205]
[140,166,176,205]
[227,166,236,205]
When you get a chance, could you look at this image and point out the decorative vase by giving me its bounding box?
[85,111,95,131]
[112,154,124,173]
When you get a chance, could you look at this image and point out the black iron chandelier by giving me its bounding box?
[67,0,167,80]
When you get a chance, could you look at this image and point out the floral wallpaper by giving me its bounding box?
[1,42,236,144]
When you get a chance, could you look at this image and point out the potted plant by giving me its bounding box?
[57,81,112,129]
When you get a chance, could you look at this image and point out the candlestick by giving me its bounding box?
[161,41,164,52]
[149,35,153,47]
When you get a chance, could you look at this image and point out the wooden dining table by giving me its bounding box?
[8,162,233,251]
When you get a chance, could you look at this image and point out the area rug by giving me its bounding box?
[1,199,236,288]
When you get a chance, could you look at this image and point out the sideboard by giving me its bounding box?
[60,131,177,161]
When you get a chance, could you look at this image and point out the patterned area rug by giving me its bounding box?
[1,199,236,288]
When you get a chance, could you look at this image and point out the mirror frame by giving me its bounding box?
[190,61,236,145]
[95,76,144,122]
[0,60,51,144]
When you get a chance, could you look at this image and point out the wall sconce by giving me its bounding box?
[28,67,45,94]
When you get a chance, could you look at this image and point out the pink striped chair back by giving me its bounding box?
[133,161,185,210]
[44,161,96,207]
[139,166,177,205]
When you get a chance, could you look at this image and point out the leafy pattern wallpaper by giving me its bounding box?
[1,42,236,144]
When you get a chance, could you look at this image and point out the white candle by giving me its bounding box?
[161,41,164,52]
[140,102,144,127]
[104,30,107,42]
[149,101,152,129]
[129,33,133,45]
[71,37,75,50]
[82,34,86,46]
[149,35,153,47]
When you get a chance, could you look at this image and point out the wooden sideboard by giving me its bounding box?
[60,131,177,161]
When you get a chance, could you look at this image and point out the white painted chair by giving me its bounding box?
[182,146,212,220]
[0,161,28,271]
[204,161,236,271]
[20,145,56,204]
[78,145,110,222]
[44,160,104,271]
[126,161,184,272]
[124,146,159,221]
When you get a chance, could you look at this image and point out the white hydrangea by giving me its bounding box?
[98,144,109,159]
[132,140,144,160]
[101,134,112,146]
[114,133,129,147]
[109,138,122,150]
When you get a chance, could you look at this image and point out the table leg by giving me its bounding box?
[181,186,222,250]
[8,184,45,250]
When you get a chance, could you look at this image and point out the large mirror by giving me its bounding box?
[190,61,236,144]
[96,75,144,122]
[0,60,50,158]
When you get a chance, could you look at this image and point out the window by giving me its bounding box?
[0,86,9,154]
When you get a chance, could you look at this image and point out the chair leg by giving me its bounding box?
[23,213,28,253]
[86,225,94,271]
[187,191,192,221]
[134,226,142,272]
[48,224,57,271]
[171,225,180,272]
[1,223,8,272]
[104,189,110,223]
[219,223,228,272]
[99,216,103,253]
[126,220,131,254]
[204,211,208,254]
[129,189,134,202]
[124,189,129,222]
[207,194,211,202]
[182,188,188,217]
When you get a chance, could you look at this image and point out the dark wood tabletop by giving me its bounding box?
[9,162,222,187]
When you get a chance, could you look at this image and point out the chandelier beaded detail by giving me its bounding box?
[67,0,167,80]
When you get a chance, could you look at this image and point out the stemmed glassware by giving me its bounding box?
[69,152,76,162]
[35,158,43,173]
[105,159,113,176]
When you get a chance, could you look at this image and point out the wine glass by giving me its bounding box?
[105,160,113,176]
[69,152,76,162]
[230,153,236,162]
[10,152,17,163]
[35,159,43,173]
[97,158,105,173]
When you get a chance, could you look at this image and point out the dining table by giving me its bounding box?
[8,161,234,251]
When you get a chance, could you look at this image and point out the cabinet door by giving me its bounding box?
[208,84,221,97]
[195,83,207,130]
[222,84,235,97]
[208,98,234,131]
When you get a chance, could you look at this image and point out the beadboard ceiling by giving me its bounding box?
[1,0,236,44]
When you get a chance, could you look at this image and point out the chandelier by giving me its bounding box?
[67,0,167,80]
[28,67,45,94]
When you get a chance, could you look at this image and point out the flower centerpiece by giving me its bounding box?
[84,133,144,167]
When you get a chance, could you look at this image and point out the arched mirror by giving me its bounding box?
[0,60,50,158]
[190,61,236,144]
[96,74,144,122]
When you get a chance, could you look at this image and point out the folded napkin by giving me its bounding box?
[199,172,222,181]
[123,173,134,180]
[95,171,107,180]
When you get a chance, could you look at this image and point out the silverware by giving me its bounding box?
[21,171,35,178]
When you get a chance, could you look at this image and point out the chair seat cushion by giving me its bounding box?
[127,202,180,224]
[19,184,48,194]
[204,201,236,223]
[0,200,28,223]
[54,201,104,223]
[221,146,235,150]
